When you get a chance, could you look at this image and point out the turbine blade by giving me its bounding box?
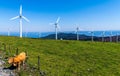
[10,16,19,20]
[57,25,60,29]
[74,30,77,33]
[88,31,91,33]
[20,5,22,15]
[49,23,54,25]
[103,31,105,34]
[56,17,60,23]
[22,16,30,22]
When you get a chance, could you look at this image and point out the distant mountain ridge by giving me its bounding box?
[42,33,120,42]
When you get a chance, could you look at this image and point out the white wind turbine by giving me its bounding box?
[8,28,10,36]
[75,27,79,40]
[39,32,41,38]
[102,31,105,42]
[89,31,94,42]
[25,31,27,37]
[116,33,119,42]
[50,17,60,40]
[10,5,29,38]
[110,31,112,42]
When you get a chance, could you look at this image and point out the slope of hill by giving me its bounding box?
[42,33,97,41]
[42,33,120,42]
[0,36,120,75]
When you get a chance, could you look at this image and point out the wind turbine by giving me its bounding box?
[39,32,41,38]
[25,31,27,37]
[8,28,10,36]
[102,31,105,42]
[10,5,29,38]
[116,33,119,42]
[50,17,60,40]
[75,27,79,40]
[110,31,112,42]
[89,31,94,42]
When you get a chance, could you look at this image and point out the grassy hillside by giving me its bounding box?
[0,36,120,76]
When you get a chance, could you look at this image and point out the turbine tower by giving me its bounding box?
[25,31,27,37]
[50,17,60,40]
[116,33,119,42]
[8,28,10,36]
[89,31,94,42]
[102,31,105,42]
[39,32,41,38]
[10,5,29,38]
[110,31,112,42]
[76,27,79,40]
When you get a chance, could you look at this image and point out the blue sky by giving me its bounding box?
[0,0,120,32]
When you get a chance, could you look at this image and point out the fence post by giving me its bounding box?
[3,43,6,51]
[16,48,18,55]
[9,44,10,52]
[25,51,28,63]
[0,42,1,49]
[38,56,40,71]
[8,45,11,56]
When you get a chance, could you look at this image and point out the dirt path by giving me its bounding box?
[0,59,15,76]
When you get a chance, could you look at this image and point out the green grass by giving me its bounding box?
[0,36,120,76]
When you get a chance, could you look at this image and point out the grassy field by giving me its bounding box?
[0,36,120,76]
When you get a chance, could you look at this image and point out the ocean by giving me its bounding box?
[0,31,120,38]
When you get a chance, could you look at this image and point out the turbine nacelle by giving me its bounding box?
[88,31,94,34]
[55,23,58,26]
[74,27,79,34]
[76,27,79,31]
[20,15,22,19]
